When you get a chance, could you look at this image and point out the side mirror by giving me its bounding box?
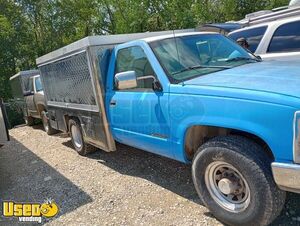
[115,71,137,90]
[23,90,33,96]
[152,79,163,92]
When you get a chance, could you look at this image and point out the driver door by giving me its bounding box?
[107,44,172,158]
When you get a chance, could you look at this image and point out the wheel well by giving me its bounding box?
[64,115,79,132]
[184,125,274,161]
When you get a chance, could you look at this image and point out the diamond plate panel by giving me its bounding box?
[40,52,96,105]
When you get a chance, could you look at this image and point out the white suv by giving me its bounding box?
[228,16,300,61]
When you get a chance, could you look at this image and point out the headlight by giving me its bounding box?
[293,111,300,163]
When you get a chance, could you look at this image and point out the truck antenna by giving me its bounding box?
[173,29,180,65]
[173,29,184,86]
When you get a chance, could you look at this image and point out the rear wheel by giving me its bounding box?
[192,136,286,226]
[69,119,97,156]
[41,111,57,135]
[24,116,34,126]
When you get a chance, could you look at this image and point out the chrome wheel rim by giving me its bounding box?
[205,161,250,213]
[71,125,83,149]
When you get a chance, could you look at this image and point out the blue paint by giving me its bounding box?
[105,36,300,165]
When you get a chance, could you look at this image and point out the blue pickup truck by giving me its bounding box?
[36,31,300,225]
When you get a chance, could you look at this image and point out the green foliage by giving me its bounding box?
[0,0,290,103]
[0,0,36,100]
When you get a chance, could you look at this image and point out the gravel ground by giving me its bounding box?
[0,125,300,226]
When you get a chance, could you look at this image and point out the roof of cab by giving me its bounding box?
[141,32,218,42]
[228,15,300,35]
[9,70,40,81]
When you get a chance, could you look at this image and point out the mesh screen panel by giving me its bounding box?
[40,51,96,105]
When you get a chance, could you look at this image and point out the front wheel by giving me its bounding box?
[192,136,286,226]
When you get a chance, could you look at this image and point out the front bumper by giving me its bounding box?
[272,162,300,193]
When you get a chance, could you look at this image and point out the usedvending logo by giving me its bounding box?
[2,198,59,223]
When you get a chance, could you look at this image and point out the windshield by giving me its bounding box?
[150,34,258,83]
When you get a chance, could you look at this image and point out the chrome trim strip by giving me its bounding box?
[86,49,101,111]
[151,133,168,139]
[272,162,300,193]
[293,111,300,163]
[86,47,116,152]
[47,101,99,112]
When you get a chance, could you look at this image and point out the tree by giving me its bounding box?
[0,0,292,101]
[0,0,36,99]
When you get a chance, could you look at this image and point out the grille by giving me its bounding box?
[40,52,96,106]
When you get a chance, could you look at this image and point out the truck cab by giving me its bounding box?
[24,75,44,120]
[10,71,55,134]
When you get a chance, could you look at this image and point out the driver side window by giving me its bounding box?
[115,46,156,89]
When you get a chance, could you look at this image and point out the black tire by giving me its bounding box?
[24,116,34,126]
[192,136,286,226]
[69,119,97,156]
[41,111,57,135]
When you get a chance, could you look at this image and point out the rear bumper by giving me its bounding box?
[272,162,300,193]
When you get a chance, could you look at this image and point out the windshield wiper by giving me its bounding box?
[173,65,232,75]
[226,57,259,62]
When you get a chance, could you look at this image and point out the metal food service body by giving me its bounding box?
[36,30,194,152]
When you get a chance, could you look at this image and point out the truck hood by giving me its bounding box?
[184,60,300,99]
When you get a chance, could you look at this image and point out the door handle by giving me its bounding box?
[110,100,116,106]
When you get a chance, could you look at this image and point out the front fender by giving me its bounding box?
[169,92,296,163]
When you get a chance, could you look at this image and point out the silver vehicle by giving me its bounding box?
[0,99,9,146]
[9,70,56,134]
[228,3,300,60]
